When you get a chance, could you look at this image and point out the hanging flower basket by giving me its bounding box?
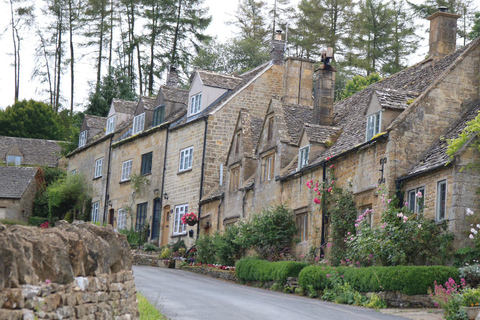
[181,212,198,226]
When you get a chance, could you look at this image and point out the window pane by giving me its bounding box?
[408,191,416,211]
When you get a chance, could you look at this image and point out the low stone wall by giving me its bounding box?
[181,266,237,282]
[0,221,139,319]
[377,291,435,308]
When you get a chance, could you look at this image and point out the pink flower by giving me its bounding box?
[314,198,321,204]
[331,180,335,184]
[470,234,474,239]
[314,187,318,192]
[327,187,332,192]
[326,156,331,161]
[405,202,409,206]
[330,164,334,169]
[341,275,344,278]
[326,274,330,278]
[418,224,422,229]
[388,199,392,203]
[316,182,319,187]
[347,232,351,235]
[301,255,304,258]
[355,223,359,227]
[416,191,423,198]
[46,279,51,285]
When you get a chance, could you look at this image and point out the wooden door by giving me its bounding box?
[160,205,170,246]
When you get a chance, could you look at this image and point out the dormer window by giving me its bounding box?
[7,155,22,166]
[106,115,116,134]
[298,146,310,169]
[153,105,165,127]
[133,113,145,135]
[190,93,202,115]
[79,130,87,147]
[366,111,381,140]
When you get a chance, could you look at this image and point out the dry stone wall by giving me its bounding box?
[0,221,138,320]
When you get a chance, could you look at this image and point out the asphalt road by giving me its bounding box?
[133,266,408,320]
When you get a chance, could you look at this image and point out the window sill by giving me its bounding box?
[178,168,192,175]
[171,233,187,238]
[93,176,102,180]
[141,172,152,177]
[120,179,131,184]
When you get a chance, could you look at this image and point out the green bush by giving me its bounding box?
[28,216,50,227]
[143,243,160,252]
[460,265,480,288]
[298,265,459,295]
[236,258,308,284]
[195,234,217,264]
[0,219,28,226]
[119,229,141,248]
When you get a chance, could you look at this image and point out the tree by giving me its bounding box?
[85,67,137,117]
[0,100,66,140]
[469,11,480,40]
[340,73,381,99]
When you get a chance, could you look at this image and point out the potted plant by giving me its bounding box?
[181,212,198,226]
[462,288,480,320]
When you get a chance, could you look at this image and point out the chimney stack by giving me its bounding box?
[313,48,336,126]
[166,65,179,87]
[427,7,461,60]
[270,30,285,65]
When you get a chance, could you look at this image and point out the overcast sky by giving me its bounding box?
[0,0,431,112]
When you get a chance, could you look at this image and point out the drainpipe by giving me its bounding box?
[102,135,114,224]
[217,194,223,231]
[320,162,327,257]
[197,116,209,238]
[242,189,247,218]
[157,125,170,245]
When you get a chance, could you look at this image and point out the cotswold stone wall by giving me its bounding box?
[0,221,139,320]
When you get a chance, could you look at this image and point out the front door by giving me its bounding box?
[161,205,170,246]
[152,198,161,240]
[108,209,114,226]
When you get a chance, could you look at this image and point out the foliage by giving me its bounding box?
[0,219,28,226]
[143,243,160,252]
[58,111,84,156]
[365,293,388,309]
[195,225,246,266]
[340,73,381,100]
[462,288,480,307]
[431,278,468,320]
[0,99,68,140]
[119,229,142,249]
[137,293,168,320]
[47,173,91,221]
[160,246,172,259]
[28,216,50,227]
[459,265,480,288]
[298,265,459,295]
[470,12,480,40]
[236,258,308,284]
[454,247,480,267]
[195,234,217,263]
[33,167,66,218]
[447,111,480,168]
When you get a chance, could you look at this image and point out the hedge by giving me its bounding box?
[236,258,308,284]
[298,265,459,295]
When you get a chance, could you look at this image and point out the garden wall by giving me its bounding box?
[0,221,139,319]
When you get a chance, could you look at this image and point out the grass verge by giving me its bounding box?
[137,293,168,320]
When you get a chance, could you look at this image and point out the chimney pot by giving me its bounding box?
[314,52,336,126]
[275,30,283,41]
[427,10,461,60]
[270,30,285,65]
[166,65,179,87]
[438,6,448,12]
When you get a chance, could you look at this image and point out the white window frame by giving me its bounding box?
[133,113,145,135]
[91,202,99,223]
[6,155,22,166]
[79,130,87,147]
[106,115,116,134]
[436,180,447,221]
[121,159,133,181]
[117,208,127,230]
[366,111,381,141]
[94,158,103,178]
[173,204,188,235]
[298,146,310,169]
[407,186,425,213]
[179,147,193,172]
[190,93,202,115]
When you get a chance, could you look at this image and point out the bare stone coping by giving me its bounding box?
[380,308,444,320]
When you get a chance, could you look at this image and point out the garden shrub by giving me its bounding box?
[236,258,308,284]
[119,229,141,248]
[298,265,459,295]
[143,243,160,252]
[195,234,216,264]
[28,216,50,227]
[459,265,480,288]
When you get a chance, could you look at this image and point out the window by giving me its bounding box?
[91,202,99,223]
[179,147,193,172]
[117,208,127,230]
[173,204,188,235]
[298,146,310,169]
[358,207,373,226]
[133,113,145,135]
[437,180,447,221]
[79,130,87,147]
[94,158,103,178]
[136,202,148,231]
[141,152,153,175]
[121,159,133,181]
[262,153,275,182]
[190,93,202,115]
[296,213,308,242]
[153,105,165,126]
[6,155,22,166]
[230,166,240,192]
[407,187,425,213]
[366,112,381,140]
[267,117,274,140]
[106,115,116,134]
[235,132,240,154]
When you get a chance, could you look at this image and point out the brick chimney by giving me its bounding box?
[270,30,285,65]
[166,65,179,87]
[313,49,336,126]
[427,7,461,60]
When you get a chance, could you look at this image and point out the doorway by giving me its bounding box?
[108,209,114,226]
[152,198,161,240]
[161,205,171,246]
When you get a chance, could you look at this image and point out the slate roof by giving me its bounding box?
[140,96,157,110]
[0,167,38,199]
[112,99,137,114]
[372,88,419,112]
[197,70,243,90]
[303,123,341,145]
[239,174,255,191]
[199,186,224,204]
[171,62,271,129]
[84,114,107,130]
[0,136,62,167]
[162,86,189,104]
[403,99,480,177]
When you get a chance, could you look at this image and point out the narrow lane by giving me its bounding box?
[133,266,407,320]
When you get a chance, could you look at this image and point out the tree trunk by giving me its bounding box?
[170,0,182,65]
[68,0,75,115]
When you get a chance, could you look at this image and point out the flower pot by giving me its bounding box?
[187,220,197,226]
[462,306,480,320]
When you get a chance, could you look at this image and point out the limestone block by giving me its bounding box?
[75,305,86,318]
[0,309,23,320]
[2,289,24,309]
[109,283,124,292]
[96,292,108,302]
[22,309,35,320]
[62,293,76,307]
[55,306,75,318]
[43,293,61,312]
[108,292,121,301]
